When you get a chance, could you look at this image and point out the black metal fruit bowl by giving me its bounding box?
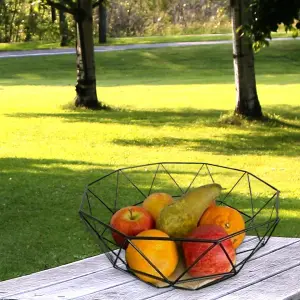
[78,162,280,290]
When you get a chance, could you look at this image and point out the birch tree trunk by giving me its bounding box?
[231,0,263,118]
[74,0,101,108]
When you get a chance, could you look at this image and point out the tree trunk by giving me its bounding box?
[59,2,68,47]
[74,0,101,109]
[25,4,34,42]
[98,0,107,44]
[9,0,18,42]
[51,5,56,23]
[4,4,10,42]
[231,0,263,118]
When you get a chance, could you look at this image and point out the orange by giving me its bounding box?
[125,229,178,283]
[142,192,174,220]
[199,205,246,249]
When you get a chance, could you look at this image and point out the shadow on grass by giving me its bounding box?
[0,41,299,86]
[5,104,300,157]
[0,157,118,281]
[188,130,300,156]
[1,158,299,282]
[5,104,300,127]
[4,108,227,128]
[264,105,300,121]
[112,129,300,156]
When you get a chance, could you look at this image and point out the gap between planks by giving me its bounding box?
[0,236,259,297]
[4,236,299,300]
[216,263,300,300]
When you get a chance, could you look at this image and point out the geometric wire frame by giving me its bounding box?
[79,162,280,291]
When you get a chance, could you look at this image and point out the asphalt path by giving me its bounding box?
[0,37,298,59]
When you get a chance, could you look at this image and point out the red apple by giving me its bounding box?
[110,206,155,248]
[182,224,236,278]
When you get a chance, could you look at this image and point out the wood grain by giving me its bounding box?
[75,237,299,300]
[0,237,256,297]
[0,250,125,297]
[3,267,134,299]
[217,264,300,300]
[49,237,300,300]
[1,237,299,300]
[146,239,300,300]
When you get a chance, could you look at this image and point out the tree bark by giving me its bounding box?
[74,0,101,109]
[9,0,18,42]
[59,1,68,47]
[98,0,107,44]
[51,5,56,23]
[231,0,263,118]
[25,3,34,42]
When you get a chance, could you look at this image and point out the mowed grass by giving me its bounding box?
[0,31,295,51]
[0,34,232,51]
[0,40,300,281]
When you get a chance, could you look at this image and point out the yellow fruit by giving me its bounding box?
[142,192,174,220]
[156,183,222,238]
[125,229,179,283]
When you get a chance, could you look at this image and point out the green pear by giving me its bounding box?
[156,183,222,238]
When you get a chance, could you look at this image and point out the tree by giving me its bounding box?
[25,1,36,42]
[246,0,300,50]
[98,0,107,43]
[230,0,299,119]
[230,0,262,118]
[51,4,56,22]
[59,0,69,46]
[45,0,104,109]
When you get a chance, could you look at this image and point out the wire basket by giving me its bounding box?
[78,162,280,290]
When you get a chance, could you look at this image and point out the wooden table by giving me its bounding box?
[1,236,300,300]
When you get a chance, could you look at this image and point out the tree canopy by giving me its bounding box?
[244,0,300,50]
[0,0,231,44]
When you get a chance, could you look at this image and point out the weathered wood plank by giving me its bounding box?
[73,236,285,300]
[142,239,300,300]
[13,236,295,300]
[3,267,134,299]
[73,278,171,300]
[217,264,300,300]
[74,238,300,300]
[0,250,125,296]
[0,236,256,297]
[2,237,299,300]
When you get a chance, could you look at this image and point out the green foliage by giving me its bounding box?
[0,0,75,43]
[246,0,300,48]
[0,0,231,43]
[106,0,231,37]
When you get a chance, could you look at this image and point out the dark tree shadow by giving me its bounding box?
[0,157,118,281]
[1,158,299,282]
[264,105,300,121]
[4,108,227,128]
[5,104,300,128]
[4,104,300,157]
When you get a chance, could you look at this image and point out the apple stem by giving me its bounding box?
[129,208,133,220]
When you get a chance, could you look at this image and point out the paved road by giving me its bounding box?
[0,37,298,59]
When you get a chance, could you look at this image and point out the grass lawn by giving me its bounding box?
[1,40,300,281]
[0,31,295,51]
